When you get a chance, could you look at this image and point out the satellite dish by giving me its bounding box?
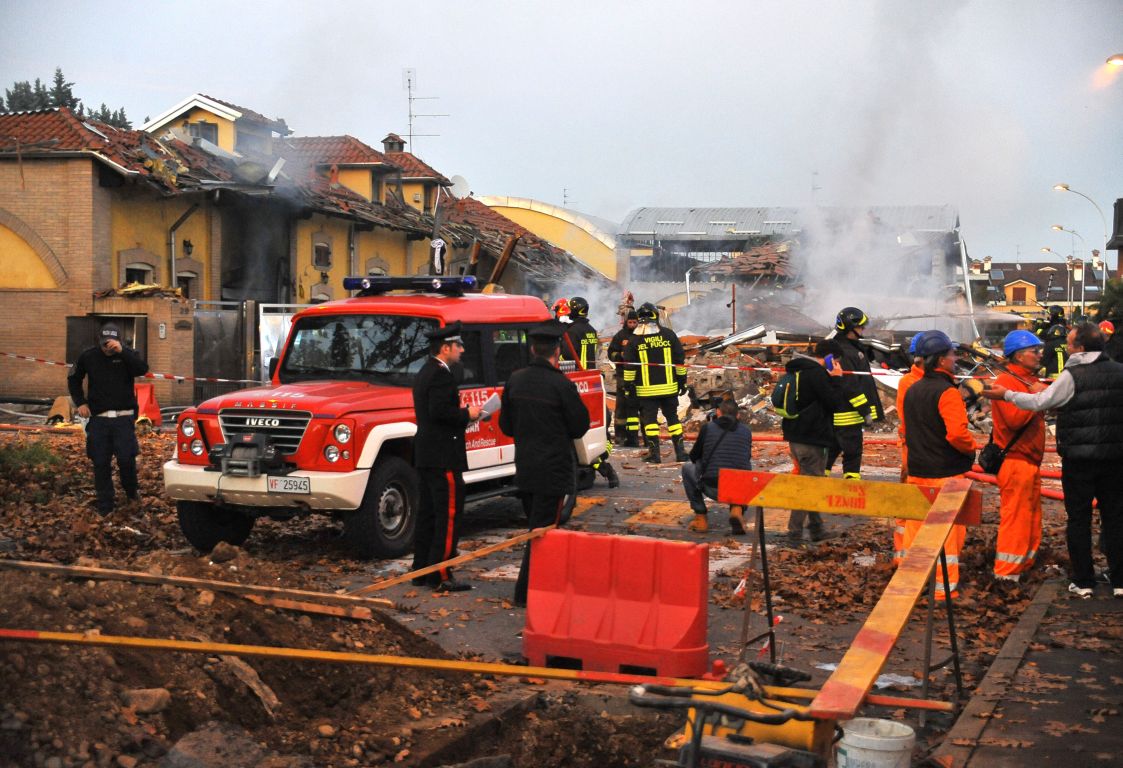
[449,175,471,199]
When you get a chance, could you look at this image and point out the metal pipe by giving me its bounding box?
[957,236,980,340]
[167,203,200,290]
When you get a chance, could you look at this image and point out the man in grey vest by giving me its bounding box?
[984,322,1123,599]
[681,399,753,535]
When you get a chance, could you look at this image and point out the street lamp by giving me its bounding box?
[685,264,699,305]
[1052,226,1088,315]
[1108,54,1123,66]
[1054,183,1110,293]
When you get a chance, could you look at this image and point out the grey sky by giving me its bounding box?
[5,0,1121,266]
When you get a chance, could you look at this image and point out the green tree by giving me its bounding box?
[1,68,130,128]
[1092,277,1123,321]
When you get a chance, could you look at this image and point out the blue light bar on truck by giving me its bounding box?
[342,275,478,296]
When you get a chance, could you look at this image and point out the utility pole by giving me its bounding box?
[401,68,448,150]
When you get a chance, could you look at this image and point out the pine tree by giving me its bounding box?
[4,80,38,111]
[49,67,80,111]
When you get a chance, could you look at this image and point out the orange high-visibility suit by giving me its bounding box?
[990,364,1046,578]
[903,370,977,601]
[893,364,925,565]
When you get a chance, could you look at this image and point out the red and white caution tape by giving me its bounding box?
[0,351,262,385]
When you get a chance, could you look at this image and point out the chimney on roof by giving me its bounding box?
[1092,249,1102,269]
[382,134,405,153]
[969,259,982,275]
[983,256,992,272]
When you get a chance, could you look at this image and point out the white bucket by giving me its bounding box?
[836,718,916,768]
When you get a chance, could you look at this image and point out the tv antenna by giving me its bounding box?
[401,68,448,149]
[811,170,822,201]
[563,188,577,207]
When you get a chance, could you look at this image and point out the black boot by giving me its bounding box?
[625,433,640,448]
[644,438,661,464]
[598,461,620,488]
[672,436,689,463]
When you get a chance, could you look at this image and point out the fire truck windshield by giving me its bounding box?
[279,314,438,386]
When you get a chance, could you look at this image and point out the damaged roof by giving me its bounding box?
[384,149,450,184]
[693,241,796,279]
[442,195,605,284]
[0,107,188,193]
[282,136,397,168]
[141,93,291,136]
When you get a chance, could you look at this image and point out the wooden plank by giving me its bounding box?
[348,526,554,595]
[241,594,374,620]
[808,478,972,720]
[717,470,980,525]
[0,559,394,610]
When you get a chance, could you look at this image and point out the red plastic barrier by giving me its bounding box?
[523,529,709,677]
[134,382,162,426]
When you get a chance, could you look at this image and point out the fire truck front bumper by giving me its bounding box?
[163,461,369,510]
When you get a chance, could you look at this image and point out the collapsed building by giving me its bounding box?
[0,94,606,405]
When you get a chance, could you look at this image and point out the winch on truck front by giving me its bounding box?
[164,276,609,558]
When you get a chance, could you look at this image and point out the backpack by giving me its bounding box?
[771,371,802,419]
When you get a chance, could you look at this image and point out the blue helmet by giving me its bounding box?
[907,334,920,355]
[915,330,955,357]
[1004,329,1044,358]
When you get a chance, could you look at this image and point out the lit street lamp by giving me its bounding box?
[1051,226,1088,315]
[1109,54,1123,66]
[1053,183,1110,293]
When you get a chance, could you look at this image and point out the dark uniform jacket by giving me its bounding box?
[412,356,470,471]
[499,357,590,495]
[834,336,884,426]
[780,355,849,448]
[622,325,686,398]
[688,416,752,485]
[67,346,149,414]
[1043,325,1069,378]
[607,326,637,382]
[562,318,599,370]
[1055,355,1123,460]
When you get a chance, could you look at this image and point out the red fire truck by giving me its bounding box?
[164,276,608,558]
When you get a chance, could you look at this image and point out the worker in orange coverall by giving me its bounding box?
[989,331,1047,581]
[902,330,978,601]
[893,334,926,566]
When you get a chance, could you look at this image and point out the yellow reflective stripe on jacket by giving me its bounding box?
[833,411,865,426]
[849,393,868,408]
[639,349,651,388]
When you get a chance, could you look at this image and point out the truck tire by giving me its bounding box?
[177,500,254,552]
[345,456,418,559]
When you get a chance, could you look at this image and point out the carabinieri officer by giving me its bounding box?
[411,321,481,592]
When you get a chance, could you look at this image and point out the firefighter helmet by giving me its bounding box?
[915,330,955,357]
[1003,330,1044,357]
[552,298,570,318]
[636,302,659,323]
[1100,320,1115,337]
[1047,305,1065,323]
[835,307,868,332]
[569,296,590,318]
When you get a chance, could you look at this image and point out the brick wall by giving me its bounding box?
[0,158,96,400]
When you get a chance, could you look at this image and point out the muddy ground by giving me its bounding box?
[0,427,1089,767]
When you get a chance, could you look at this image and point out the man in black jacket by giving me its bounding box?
[68,323,150,517]
[682,398,753,535]
[500,324,591,607]
[781,340,847,544]
[411,321,481,592]
[826,307,884,479]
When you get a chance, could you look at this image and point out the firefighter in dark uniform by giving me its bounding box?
[562,296,619,487]
[608,310,641,447]
[623,302,688,463]
[826,306,884,479]
[68,323,149,517]
[500,324,591,607]
[411,321,481,592]
[1043,320,1070,379]
[1035,305,1066,338]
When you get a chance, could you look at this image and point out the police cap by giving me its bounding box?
[99,323,122,346]
[528,323,564,343]
[425,321,464,344]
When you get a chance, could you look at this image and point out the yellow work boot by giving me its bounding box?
[687,514,708,532]
[728,505,746,535]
